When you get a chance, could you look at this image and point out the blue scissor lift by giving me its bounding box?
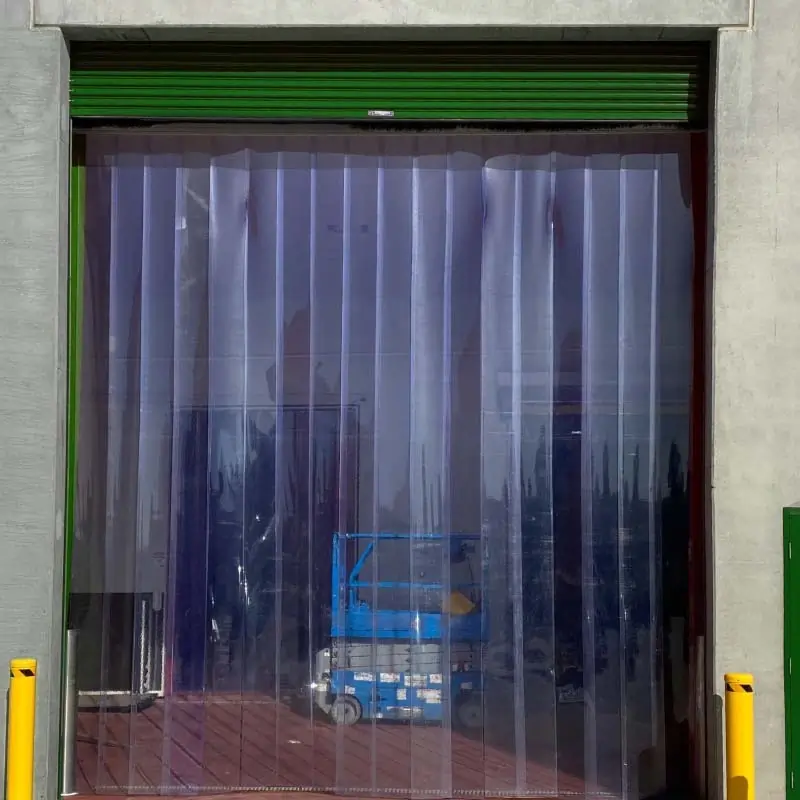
[311,533,485,728]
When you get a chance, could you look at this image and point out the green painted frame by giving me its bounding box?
[59,135,85,794]
[785,505,800,800]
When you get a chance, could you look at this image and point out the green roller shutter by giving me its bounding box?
[69,41,708,124]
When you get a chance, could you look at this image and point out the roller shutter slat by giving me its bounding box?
[69,42,708,124]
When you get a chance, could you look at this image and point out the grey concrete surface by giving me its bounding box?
[33,0,750,31]
[0,8,69,799]
[59,24,719,41]
[711,6,800,800]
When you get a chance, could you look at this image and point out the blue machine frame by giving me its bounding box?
[331,532,484,642]
[314,532,486,726]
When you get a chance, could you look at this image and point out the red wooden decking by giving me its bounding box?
[75,695,588,799]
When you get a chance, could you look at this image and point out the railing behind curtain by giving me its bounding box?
[72,132,695,799]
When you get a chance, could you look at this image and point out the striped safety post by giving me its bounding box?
[7,658,37,800]
[725,672,755,800]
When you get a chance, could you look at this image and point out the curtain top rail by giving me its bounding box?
[74,122,697,137]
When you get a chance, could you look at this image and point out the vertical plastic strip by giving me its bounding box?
[616,159,630,800]
[211,146,224,769]
[620,152,661,796]
[370,154,385,796]
[200,153,214,790]
[478,241,489,800]
[227,146,253,780]
[335,153,352,794]
[209,148,246,712]
[136,148,182,785]
[648,156,662,752]
[168,154,216,789]
[581,144,626,798]
[687,133,708,799]
[239,147,251,784]
[581,154,599,799]
[546,150,559,793]
[408,154,422,798]
[148,153,172,710]
[141,149,180,782]
[480,154,517,794]
[409,149,449,796]
[273,151,286,783]
[61,139,85,796]
[239,147,280,787]
[510,160,528,794]
[161,160,186,790]
[96,162,120,790]
[102,156,146,791]
[440,153,454,799]
[128,153,152,792]
[306,151,318,781]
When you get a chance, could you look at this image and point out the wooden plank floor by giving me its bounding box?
[76,695,588,799]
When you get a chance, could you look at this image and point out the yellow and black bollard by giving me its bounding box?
[725,672,755,800]
[7,658,37,800]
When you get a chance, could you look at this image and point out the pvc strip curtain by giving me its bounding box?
[71,131,696,799]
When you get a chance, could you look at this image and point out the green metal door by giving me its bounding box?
[69,41,708,124]
[785,505,800,800]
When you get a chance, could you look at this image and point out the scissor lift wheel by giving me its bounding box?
[455,695,484,730]
[330,695,363,726]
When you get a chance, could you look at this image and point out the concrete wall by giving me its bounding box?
[0,0,796,796]
[0,2,69,799]
[33,0,749,30]
[712,7,800,800]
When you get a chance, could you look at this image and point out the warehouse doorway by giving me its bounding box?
[63,38,709,800]
[65,126,705,799]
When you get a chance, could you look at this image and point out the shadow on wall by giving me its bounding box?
[709,693,724,800]
[3,688,8,796]
[729,776,749,800]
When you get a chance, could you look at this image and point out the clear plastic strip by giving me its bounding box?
[103,158,143,786]
[620,152,662,797]
[273,151,286,781]
[131,150,180,789]
[160,161,184,790]
[581,153,599,799]
[127,153,151,791]
[335,152,352,794]
[546,148,560,791]
[546,149,559,794]
[480,151,513,796]
[440,150,454,799]
[195,154,214,790]
[306,151,318,783]
[510,158,528,794]
[616,158,630,800]
[477,157,490,800]
[208,148,246,785]
[370,152,385,795]
[648,155,662,753]
[98,163,119,788]
[161,160,212,790]
[200,151,217,789]
[408,153,422,798]
[239,146,251,783]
